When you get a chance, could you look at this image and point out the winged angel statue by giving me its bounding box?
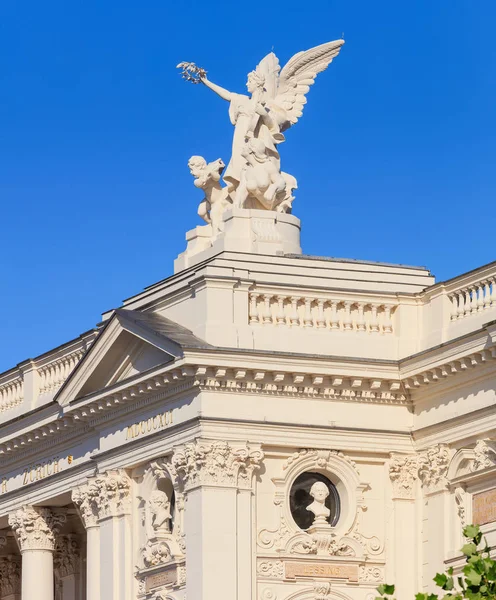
[178,40,344,236]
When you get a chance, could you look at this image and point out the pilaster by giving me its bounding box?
[73,469,132,600]
[172,439,263,600]
[388,454,419,599]
[418,444,451,592]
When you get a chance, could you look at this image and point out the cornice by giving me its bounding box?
[1,334,495,463]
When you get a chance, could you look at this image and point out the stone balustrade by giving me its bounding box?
[249,292,396,334]
[38,350,85,396]
[0,372,24,413]
[0,331,96,420]
[448,277,496,321]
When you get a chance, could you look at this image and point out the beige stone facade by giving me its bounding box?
[0,210,495,600]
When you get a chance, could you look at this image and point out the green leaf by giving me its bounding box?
[462,543,478,557]
[377,584,395,596]
[464,525,481,539]
[465,568,482,587]
[415,594,428,600]
[434,573,448,588]
[445,576,455,591]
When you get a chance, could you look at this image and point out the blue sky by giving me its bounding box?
[0,0,494,372]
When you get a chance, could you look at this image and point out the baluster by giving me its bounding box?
[276,296,286,325]
[464,289,471,317]
[316,299,326,328]
[449,294,458,320]
[290,297,300,326]
[457,292,464,319]
[356,303,366,331]
[343,301,353,330]
[491,278,496,307]
[477,284,485,312]
[329,300,339,329]
[370,304,380,332]
[249,293,259,324]
[262,294,273,324]
[383,305,393,333]
[483,281,491,309]
[303,298,314,327]
[470,286,478,314]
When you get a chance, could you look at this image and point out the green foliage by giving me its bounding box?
[376,525,496,600]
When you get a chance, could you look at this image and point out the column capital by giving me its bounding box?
[0,555,21,597]
[8,506,66,552]
[418,444,450,494]
[73,469,131,523]
[172,439,264,492]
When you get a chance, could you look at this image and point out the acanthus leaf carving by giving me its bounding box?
[73,469,131,524]
[418,444,450,493]
[359,566,384,583]
[172,439,263,490]
[257,559,284,579]
[54,535,80,578]
[9,506,66,552]
[389,453,419,499]
[0,556,21,597]
[472,439,496,472]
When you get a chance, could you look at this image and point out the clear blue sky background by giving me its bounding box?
[0,0,494,372]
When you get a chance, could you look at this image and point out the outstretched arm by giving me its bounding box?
[200,76,232,102]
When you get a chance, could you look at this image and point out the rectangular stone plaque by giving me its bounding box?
[285,561,359,582]
[145,568,177,592]
[473,488,496,526]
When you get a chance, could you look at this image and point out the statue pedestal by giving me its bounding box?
[174,208,301,273]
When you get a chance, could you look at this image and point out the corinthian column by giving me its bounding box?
[72,480,101,600]
[9,506,66,600]
[172,439,263,600]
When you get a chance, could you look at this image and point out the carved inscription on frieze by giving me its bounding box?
[145,568,177,592]
[285,561,359,582]
[473,488,496,526]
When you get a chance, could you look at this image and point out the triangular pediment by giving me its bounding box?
[56,309,207,406]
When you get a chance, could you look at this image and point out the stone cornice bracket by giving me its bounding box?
[314,582,331,600]
[172,439,264,492]
[8,506,67,552]
[54,535,80,578]
[0,555,21,597]
[389,453,419,500]
[73,469,132,522]
[471,439,496,472]
[418,444,451,494]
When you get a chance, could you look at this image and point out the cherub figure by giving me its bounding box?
[306,481,331,526]
[149,490,171,534]
[188,156,231,237]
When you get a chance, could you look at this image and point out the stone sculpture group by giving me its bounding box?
[178,39,344,238]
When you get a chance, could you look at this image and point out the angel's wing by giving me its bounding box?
[253,52,280,100]
[272,40,344,130]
